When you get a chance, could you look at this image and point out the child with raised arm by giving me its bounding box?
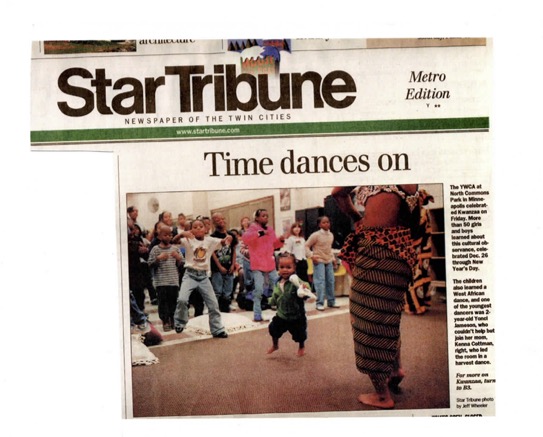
[242,209,285,322]
[267,252,316,357]
[148,224,183,332]
[173,219,231,338]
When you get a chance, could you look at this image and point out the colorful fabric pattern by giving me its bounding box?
[340,224,417,269]
[349,240,412,382]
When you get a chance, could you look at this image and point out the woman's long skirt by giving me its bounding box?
[350,240,413,383]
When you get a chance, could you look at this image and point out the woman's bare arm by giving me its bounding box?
[332,186,362,222]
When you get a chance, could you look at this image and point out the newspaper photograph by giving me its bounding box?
[30,38,494,418]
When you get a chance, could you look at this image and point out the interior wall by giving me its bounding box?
[206,186,333,233]
[126,191,196,232]
[126,184,444,234]
[211,195,275,231]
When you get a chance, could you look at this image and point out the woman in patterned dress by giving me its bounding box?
[332,185,420,409]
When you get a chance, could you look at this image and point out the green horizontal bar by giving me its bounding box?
[31,117,489,144]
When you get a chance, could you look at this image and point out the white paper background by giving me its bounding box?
[2,3,542,436]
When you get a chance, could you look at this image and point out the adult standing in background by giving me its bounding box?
[127,207,156,305]
[332,184,419,409]
[127,218,149,312]
[127,206,146,236]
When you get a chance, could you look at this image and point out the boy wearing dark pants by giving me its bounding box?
[148,224,183,332]
[267,252,315,357]
[210,212,238,313]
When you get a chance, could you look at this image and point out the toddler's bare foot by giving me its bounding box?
[267,345,278,354]
[297,347,305,357]
[357,393,395,409]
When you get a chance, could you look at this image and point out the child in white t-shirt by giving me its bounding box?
[173,219,232,338]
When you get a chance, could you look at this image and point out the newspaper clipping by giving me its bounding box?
[30,38,494,418]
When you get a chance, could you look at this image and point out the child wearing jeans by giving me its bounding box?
[267,252,315,357]
[173,219,231,338]
[305,216,339,311]
[242,209,285,322]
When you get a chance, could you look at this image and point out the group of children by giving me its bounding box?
[146,216,231,338]
[128,209,231,337]
[128,205,341,353]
